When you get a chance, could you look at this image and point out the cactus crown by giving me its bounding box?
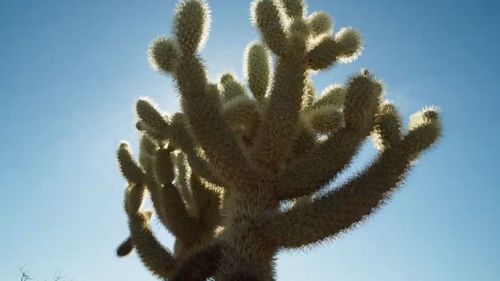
[115,0,441,280]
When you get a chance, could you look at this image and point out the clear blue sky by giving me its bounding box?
[1,0,499,280]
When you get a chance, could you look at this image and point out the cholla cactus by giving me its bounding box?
[115,0,441,280]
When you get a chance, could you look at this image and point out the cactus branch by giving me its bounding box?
[272,73,382,200]
[252,0,289,57]
[244,42,271,102]
[270,117,441,248]
[124,184,176,279]
[116,237,133,257]
[168,113,222,186]
[117,142,145,185]
[251,57,307,172]
[149,149,201,245]
[174,55,256,187]
[191,175,222,231]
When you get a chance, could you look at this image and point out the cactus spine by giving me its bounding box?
[115,0,441,280]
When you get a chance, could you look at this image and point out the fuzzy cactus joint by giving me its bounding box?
[115,0,442,280]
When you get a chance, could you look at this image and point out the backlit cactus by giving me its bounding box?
[115,0,441,280]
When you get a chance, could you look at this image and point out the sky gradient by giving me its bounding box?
[1,0,499,280]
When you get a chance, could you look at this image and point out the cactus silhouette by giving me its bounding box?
[115,0,441,280]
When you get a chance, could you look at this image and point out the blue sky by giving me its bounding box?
[0,0,499,280]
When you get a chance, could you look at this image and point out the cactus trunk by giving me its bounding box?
[216,189,278,281]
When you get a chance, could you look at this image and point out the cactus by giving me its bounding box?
[115,0,441,280]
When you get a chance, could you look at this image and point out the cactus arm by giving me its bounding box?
[372,102,403,151]
[282,0,306,19]
[174,152,194,210]
[117,142,145,185]
[134,102,222,186]
[191,175,222,231]
[223,95,261,131]
[185,151,221,186]
[151,182,199,246]
[251,57,307,171]
[220,73,247,102]
[124,184,176,279]
[136,99,171,139]
[244,42,271,102]
[169,1,256,187]
[272,128,364,200]
[138,135,160,172]
[116,237,134,257]
[149,36,180,73]
[250,1,312,171]
[269,111,441,248]
[128,211,175,279]
[168,113,222,186]
[251,0,289,57]
[149,149,201,246]
[310,84,346,110]
[272,73,382,200]
[134,99,221,186]
[146,0,254,187]
[334,27,364,62]
[307,12,333,37]
[302,105,343,135]
[306,36,337,70]
[174,55,256,187]
[174,0,211,56]
[306,28,362,70]
[301,76,316,110]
